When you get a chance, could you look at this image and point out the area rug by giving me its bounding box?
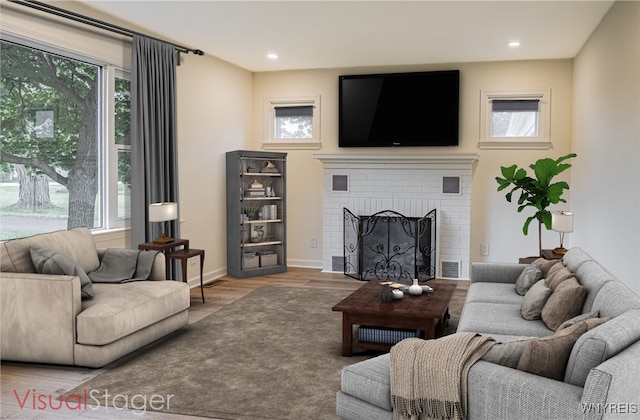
[66,286,373,419]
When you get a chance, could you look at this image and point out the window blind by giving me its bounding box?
[492,99,539,112]
[275,105,314,117]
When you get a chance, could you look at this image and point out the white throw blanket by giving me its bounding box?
[390,334,495,420]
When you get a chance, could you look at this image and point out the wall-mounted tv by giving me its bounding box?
[338,70,459,147]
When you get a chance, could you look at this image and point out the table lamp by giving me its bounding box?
[149,202,178,244]
[551,210,573,255]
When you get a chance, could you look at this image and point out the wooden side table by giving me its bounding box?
[519,249,564,264]
[138,239,190,279]
[166,248,205,303]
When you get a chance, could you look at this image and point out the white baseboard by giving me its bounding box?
[286,259,322,269]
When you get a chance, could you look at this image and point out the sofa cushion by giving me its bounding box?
[340,353,392,411]
[532,258,561,277]
[521,279,552,320]
[541,277,587,331]
[562,247,592,273]
[481,337,533,368]
[458,301,553,337]
[558,310,600,330]
[515,265,543,296]
[1,227,100,274]
[590,281,640,318]
[544,264,574,290]
[517,320,588,380]
[465,282,522,305]
[76,281,189,346]
[565,310,640,387]
[575,260,617,313]
[30,248,93,300]
[517,317,610,381]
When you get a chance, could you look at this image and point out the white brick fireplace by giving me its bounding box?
[313,153,479,279]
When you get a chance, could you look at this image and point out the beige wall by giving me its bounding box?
[572,1,640,295]
[252,60,574,270]
[176,54,253,280]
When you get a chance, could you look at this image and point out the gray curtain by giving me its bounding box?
[130,35,180,248]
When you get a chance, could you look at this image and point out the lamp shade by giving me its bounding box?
[148,202,178,222]
[552,211,573,233]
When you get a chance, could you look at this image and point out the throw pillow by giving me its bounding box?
[541,277,588,331]
[521,279,553,320]
[533,258,561,277]
[481,338,534,369]
[545,264,574,290]
[558,310,600,330]
[517,320,590,381]
[30,247,93,300]
[515,266,543,296]
[564,316,620,387]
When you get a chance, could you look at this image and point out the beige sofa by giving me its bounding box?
[0,228,190,368]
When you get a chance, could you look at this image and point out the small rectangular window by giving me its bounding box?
[274,105,313,139]
[491,99,539,137]
[264,96,321,150]
[479,89,551,149]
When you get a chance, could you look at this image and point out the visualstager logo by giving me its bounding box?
[13,388,175,415]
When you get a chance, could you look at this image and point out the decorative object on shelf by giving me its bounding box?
[260,176,275,197]
[380,285,394,302]
[261,204,277,220]
[148,202,178,244]
[250,223,267,242]
[496,153,576,256]
[408,279,423,296]
[242,206,259,220]
[261,161,279,173]
[551,211,573,255]
[392,289,404,300]
[246,180,266,197]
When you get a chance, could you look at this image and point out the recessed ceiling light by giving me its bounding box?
[266,53,278,60]
[508,41,521,48]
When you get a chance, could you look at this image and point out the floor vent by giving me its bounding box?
[441,260,460,278]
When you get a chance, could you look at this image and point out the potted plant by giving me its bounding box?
[496,153,576,256]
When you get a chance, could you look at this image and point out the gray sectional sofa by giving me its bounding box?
[1,227,190,368]
[336,248,640,419]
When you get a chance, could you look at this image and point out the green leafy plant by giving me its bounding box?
[496,153,576,256]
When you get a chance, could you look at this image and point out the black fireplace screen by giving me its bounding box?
[343,208,436,282]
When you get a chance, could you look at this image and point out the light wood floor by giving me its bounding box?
[1,268,467,419]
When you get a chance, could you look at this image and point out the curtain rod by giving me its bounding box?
[8,0,204,56]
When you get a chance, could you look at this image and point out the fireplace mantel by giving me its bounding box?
[313,153,479,168]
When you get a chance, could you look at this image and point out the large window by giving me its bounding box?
[0,39,130,240]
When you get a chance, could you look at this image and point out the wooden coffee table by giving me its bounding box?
[332,281,456,356]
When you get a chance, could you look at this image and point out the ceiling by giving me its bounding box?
[79,1,614,72]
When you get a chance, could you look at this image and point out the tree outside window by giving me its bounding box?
[0,40,130,240]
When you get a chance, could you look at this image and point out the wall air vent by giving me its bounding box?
[442,176,461,194]
[332,175,349,192]
[441,260,460,279]
[332,256,345,272]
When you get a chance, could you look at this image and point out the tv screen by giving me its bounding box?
[339,70,459,147]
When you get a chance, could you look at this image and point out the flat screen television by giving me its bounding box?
[338,70,459,147]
